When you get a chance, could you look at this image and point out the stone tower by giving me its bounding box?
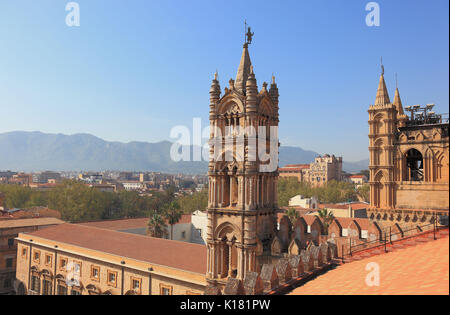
[368,66,397,209]
[206,37,279,287]
[368,65,449,225]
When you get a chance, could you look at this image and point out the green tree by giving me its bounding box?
[147,211,168,238]
[164,201,182,240]
[178,189,208,213]
[318,208,335,235]
[286,208,299,225]
[357,184,370,202]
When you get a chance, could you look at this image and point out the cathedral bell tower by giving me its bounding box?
[206,28,280,286]
[368,63,397,209]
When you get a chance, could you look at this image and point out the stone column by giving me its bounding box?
[221,177,225,206]
[238,176,244,209]
[229,176,234,206]
[227,242,233,277]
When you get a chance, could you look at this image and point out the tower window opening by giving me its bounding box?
[406,149,423,181]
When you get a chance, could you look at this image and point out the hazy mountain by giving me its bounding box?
[0,131,367,173]
[343,159,370,173]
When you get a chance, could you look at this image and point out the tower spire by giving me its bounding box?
[235,25,254,94]
[374,59,390,106]
[393,74,405,116]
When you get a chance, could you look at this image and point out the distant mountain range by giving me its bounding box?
[0,131,368,174]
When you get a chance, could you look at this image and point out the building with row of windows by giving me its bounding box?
[279,154,343,186]
[0,217,63,294]
[15,223,206,295]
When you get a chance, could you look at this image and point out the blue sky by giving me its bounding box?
[0,0,448,162]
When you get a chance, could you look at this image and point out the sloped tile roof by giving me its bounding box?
[290,236,449,295]
[21,223,206,274]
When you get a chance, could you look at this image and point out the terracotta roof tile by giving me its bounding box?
[301,215,321,226]
[290,236,449,295]
[23,223,206,274]
[80,214,192,231]
[0,217,64,229]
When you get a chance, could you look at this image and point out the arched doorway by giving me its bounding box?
[405,149,423,181]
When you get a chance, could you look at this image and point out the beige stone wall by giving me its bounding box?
[15,238,205,295]
[396,183,449,210]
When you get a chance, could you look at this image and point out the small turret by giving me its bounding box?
[269,74,279,119]
[374,63,391,106]
[209,71,221,118]
[246,65,258,113]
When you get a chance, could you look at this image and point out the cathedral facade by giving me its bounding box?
[368,67,449,226]
[205,36,280,287]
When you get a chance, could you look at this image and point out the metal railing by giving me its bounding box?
[341,217,444,262]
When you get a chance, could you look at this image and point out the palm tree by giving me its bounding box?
[147,211,168,238]
[286,208,300,225]
[318,208,335,235]
[164,201,182,240]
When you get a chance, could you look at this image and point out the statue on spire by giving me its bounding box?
[245,26,255,44]
[244,20,254,45]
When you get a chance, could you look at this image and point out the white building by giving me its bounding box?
[288,195,319,209]
[122,181,144,191]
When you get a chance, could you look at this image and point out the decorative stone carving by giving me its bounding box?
[300,250,314,272]
[260,264,279,292]
[288,255,304,278]
[223,278,245,295]
[275,258,292,284]
[243,272,263,295]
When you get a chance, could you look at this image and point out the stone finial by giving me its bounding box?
[260,264,279,292]
[319,243,331,263]
[223,278,245,295]
[262,82,268,92]
[288,255,304,278]
[300,249,314,272]
[310,245,323,268]
[275,258,292,284]
[243,272,263,295]
[229,78,235,90]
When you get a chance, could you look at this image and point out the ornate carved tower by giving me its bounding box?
[368,65,397,209]
[206,31,279,286]
[368,64,449,225]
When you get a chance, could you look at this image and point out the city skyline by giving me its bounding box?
[0,0,448,162]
